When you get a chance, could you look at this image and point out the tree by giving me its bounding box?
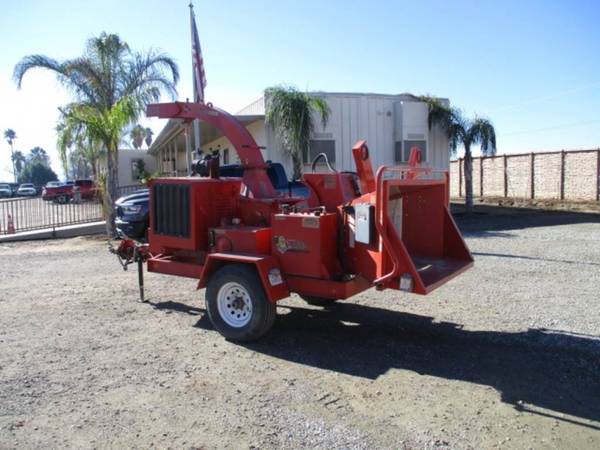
[28,147,50,166]
[4,129,17,181]
[18,161,58,186]
[11,151,26,178]
[77,138,105,180]
[130,124,146,149]
[422,97,496,212]
[144,127,154,147]
[14,32,179,235]
[56,120,74,177]
[130,125,154,149]
[265,86,330,180]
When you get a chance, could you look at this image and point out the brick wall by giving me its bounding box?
[506,154,531,198]
[451,149,600,201]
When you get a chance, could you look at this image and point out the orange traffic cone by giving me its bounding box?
[7,214,15,234]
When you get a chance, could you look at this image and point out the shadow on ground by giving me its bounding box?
[253,304,600,428]
[150,299,600,427]
[451,203,600,238]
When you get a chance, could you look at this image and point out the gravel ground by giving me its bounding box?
[0,205,599,449]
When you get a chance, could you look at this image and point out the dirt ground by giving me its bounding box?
[1,206,599,449]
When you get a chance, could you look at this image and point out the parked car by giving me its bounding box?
[115,162,310,240]
[16,183,38,197]
[42,179,96,203]
[115,189,150,240]
[0,183,12,198]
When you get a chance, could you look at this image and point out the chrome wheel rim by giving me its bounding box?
[217,282,253,328]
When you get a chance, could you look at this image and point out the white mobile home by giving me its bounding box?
[149,92,450,178]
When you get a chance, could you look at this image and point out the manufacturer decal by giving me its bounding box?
[274,236,308,254]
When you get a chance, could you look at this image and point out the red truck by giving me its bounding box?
[42,179,97,203]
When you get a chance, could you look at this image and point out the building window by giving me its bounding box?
[223,148,230,165]
[395,140,427,162]
[304,140,336,164]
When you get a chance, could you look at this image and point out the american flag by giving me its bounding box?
[190,3,207,103]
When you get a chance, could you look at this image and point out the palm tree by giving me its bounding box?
[14,32,179,235]
[78,137,105,180]
[130,124,146,149]
[12,151,26,178]
[4,129,17,181]
[56,120,74,177]
[422,97,496,212]
[28,147,50,166]
[144,127,154,148]
[265,86,330,180]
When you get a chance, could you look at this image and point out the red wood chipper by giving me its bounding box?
[111,101,473,341]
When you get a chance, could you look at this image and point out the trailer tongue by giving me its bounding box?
[111,101,473,341]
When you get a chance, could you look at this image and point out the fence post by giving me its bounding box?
[560,150,566,200]
[459,157,463,197]
[479,157,484,198]
[530,152,535,199]
[597,149,600,202]
[503,154,508,197]
[52,201,57,238]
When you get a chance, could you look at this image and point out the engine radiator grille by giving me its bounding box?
[152,184,191,238]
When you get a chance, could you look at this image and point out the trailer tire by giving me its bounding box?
[206,264,276,341]
[300,295,338,307]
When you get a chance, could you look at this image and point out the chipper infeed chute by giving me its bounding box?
[325,142,473,296]
[374,168,473,294]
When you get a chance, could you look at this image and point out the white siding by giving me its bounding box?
[196,93,450,181]
[266,93,450,173]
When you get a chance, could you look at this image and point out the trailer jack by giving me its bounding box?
[109,240,149,302]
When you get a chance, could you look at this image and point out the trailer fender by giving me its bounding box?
[198,253,289,303]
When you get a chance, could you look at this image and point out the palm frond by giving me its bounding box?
[468,117,497,156]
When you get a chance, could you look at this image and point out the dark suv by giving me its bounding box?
[114,162,309,240]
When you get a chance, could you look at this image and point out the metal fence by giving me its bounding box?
[0,184,143,236]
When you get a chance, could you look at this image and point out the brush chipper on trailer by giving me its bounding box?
[111,101,473,341]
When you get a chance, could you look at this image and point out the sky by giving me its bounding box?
[1,0,599,181]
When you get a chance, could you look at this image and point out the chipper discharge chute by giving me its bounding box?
[111,101,473,341]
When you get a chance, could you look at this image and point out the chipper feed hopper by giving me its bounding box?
[112,101,473,341]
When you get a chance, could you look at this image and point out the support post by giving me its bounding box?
[530,152,535,199]
[185,124,192,175]
[194,119,201,155]
[503,154,508,197]
[173,140,178,175]
[479,157,484,198]
[458,157,463,197]
[560,150,566,200]
[597,149,600,202]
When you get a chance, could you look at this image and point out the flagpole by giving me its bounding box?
[189,1,202,165]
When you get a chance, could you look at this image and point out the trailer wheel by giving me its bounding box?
[206,265,276,341]
[300,295,338,307]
